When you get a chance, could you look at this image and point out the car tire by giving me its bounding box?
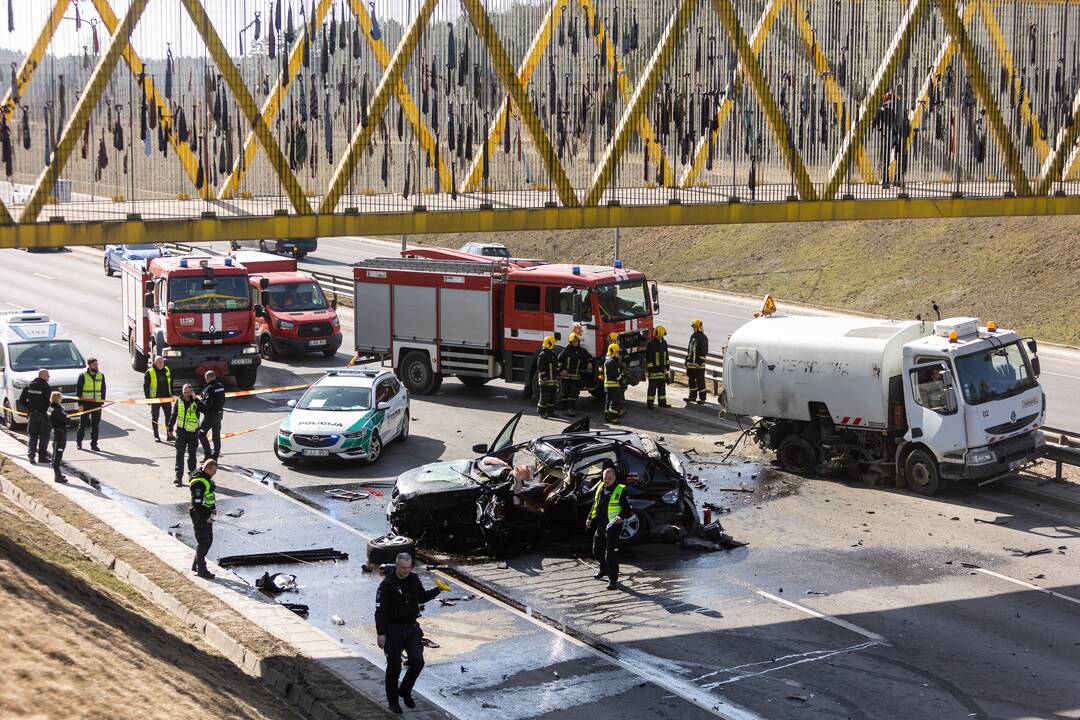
[259,335,278,361]
[618,513,650,546]
[366,534,416,564]
[777,435,818,476]
[273,437,296,465]
[321,347,337,357]
[234,367,258,389]
[904,449,942,496]
[367,430,382,463]
[2,399,22,430]
[104,255,114,276]
[457,375,488,388]
[399,352,438,395]
[129,336,148,372]
[396,414,410,442]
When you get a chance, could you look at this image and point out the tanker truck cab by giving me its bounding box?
[900,318,1044,490]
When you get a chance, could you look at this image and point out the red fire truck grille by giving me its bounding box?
[181,330,240,341]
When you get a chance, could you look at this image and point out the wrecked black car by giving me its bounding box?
[386,413,700,552]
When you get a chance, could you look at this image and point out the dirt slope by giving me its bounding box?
[415,215,1080,345]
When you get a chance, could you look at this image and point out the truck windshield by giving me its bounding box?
[169,275,250,311]
[10,341,84,371]
[265,281,328,312]
[596,280,649,321]
[297,385,371,411]
[954,341,1037,405]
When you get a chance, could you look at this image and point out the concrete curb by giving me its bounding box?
[0,471,362,720]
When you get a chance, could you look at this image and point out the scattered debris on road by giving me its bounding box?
[218,548,349,568]
[255,572,299,596]
[224,508,245,518]
[324,488,371,501]
[331,614,345,626]
[278,602,309,617]
[1005,547,1053,558]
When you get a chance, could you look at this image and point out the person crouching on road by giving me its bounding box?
[76,357,106,451]
[19,368,51,464]
[375,552,443,714]
[603,343,627,423]
[199,370,226,460]
[189,459,217,579]
[144,355,175,442]
[536,336,560,419]
[174,384,202,487]
[587,466,632,590]
[48,391,70,483]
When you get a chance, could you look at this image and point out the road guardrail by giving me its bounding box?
[1041,426,1080,481]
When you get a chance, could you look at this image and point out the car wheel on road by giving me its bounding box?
[259,335,278,361]
[777,435,818,476]
[396,414,409,442]
[2,399,21,430]
[272,437,296,465]
[366,534,416,564]
[618,513,650,546]
[104,256,114,276]
[904,449,942,496]
[321,347,337,357]
[367,430,382,463]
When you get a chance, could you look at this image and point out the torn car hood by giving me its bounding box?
[394,459,477,499]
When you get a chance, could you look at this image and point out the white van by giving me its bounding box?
[0,310,86,429]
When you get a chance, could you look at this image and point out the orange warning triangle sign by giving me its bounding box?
[760,294,777,316]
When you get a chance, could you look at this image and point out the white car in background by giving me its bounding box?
[274,368,409,464]
[459,241,512,258]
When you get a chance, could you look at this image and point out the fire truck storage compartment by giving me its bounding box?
[394,286,437,342]
[354,282,391,353]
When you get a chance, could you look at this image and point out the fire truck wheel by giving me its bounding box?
[400,352,437,395]
[234,367,258,390]
[458,375,488,388]
[129,336,147,372]
[904,449,942,496]
[777,435,818,476]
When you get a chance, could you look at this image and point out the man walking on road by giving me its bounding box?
[188,459,217,579]
[587,466,632,590]
[76,357,106,451]
[48,391,70,483]
[686,319,709,405]
[375,553,443,714]
[199,370,226,460]
[144,356,175,442]
[645,326,671,409]
[174,384,202,487]
[19,368,51,463]
[536,336,560,418]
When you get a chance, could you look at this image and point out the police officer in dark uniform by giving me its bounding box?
[536,336,560,418]
[375,553,443,714]
[18,368,51,463]
[603,343,626,423]
[48,391,70,483]
[686,319,709,404]
[144,355,175,442]
[645,326,671,409]
[189,459,217,579]
[174,384,202,487]
[558,332,590,415]
[199,370,226,460]
[75,357,106,450]
[586,466,632,590]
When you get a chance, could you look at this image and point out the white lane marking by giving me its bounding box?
[5,302,23,309]
[976,568,1080,607]
[756,590,886,642]
[663,302,747,320]
[98,336,127,348]
[221,467,761,720]
[1039,370,1080,380]
[33,272,55,280]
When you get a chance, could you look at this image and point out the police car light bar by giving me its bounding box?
[327,369,380,378]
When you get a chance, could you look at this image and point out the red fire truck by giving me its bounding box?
[352,252,658,395]
[120,255,262,388]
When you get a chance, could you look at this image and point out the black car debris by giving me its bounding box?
[386,413,700,553]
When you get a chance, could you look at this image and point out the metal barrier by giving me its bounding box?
[1041,427,1080,482]
[668,347,724,396]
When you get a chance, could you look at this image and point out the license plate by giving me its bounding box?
[62,403,78,412]
[303,449,330,457]
[232,358,254,365]
[308,339,328,347]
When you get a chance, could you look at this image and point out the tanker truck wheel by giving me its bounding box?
[904,449,941,496]
[777,435,818,476]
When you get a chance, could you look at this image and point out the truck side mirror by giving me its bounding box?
[945,387,957,414]
[144,280,153,291]
[651,282,660,312]
[260,290,270,307]
[253,304,266,319]
[1031,356,1041,377]
[1026,338,1038,355]
[143,292,154,308]
[330,292,338,310]
[259,277,270,290]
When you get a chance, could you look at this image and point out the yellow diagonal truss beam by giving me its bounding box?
[580,0,676,188]
[823,0,930,200]
[320,0,439,214]
[1,0,70,120]
[219,0,334,199]
[90,0,207,199]
[461,0,579,207]
[462,0,570,194]
[21,0,150,224]
[713,0,816,200]
[180,0,312,214]
[1035,88,1080,195]
[348,0,450,192]
[680,0,782,188]
[585,0,700,207]
[976,0,1050,164]
[937,0,1031,196]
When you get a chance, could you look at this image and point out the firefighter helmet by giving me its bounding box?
[608,331,619,342]
[607,343,620,357]
[568,333,580,343]
[542,335,556,349]
[655,326,667,337]
[691,318,704,330]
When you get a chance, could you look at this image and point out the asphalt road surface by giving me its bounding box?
[2,245,1079,720]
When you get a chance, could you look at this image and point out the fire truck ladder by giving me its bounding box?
[354,258,510,281]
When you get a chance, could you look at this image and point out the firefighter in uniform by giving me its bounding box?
[645,326,671,409]
[18,368,51,463]
[189,459,218,579]
[174,384,202,487]
[558,333,590,415]
[199,370,226,460]
[144,356,175,442]
[603,343,627,423]
[536,336,560,419]
[375,553,443,713]
[76,357,106,451]
[686,319,709,404]
[586,466,632,590]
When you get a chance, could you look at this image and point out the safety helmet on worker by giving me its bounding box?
[691,319,704,330]
[607,343,620,357]
[654,326,666,337]
[608,331,619,342]
[568,333,580,344]
[542,335,556,349]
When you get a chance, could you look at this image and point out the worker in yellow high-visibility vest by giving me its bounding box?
[76,357,106,451]
[144,356,175,442]
[586,466,632,591]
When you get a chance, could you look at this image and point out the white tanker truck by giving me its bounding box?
[721,302,1046,495]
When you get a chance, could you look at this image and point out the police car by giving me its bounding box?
[1,310,86,429]
[274,368,409,464]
